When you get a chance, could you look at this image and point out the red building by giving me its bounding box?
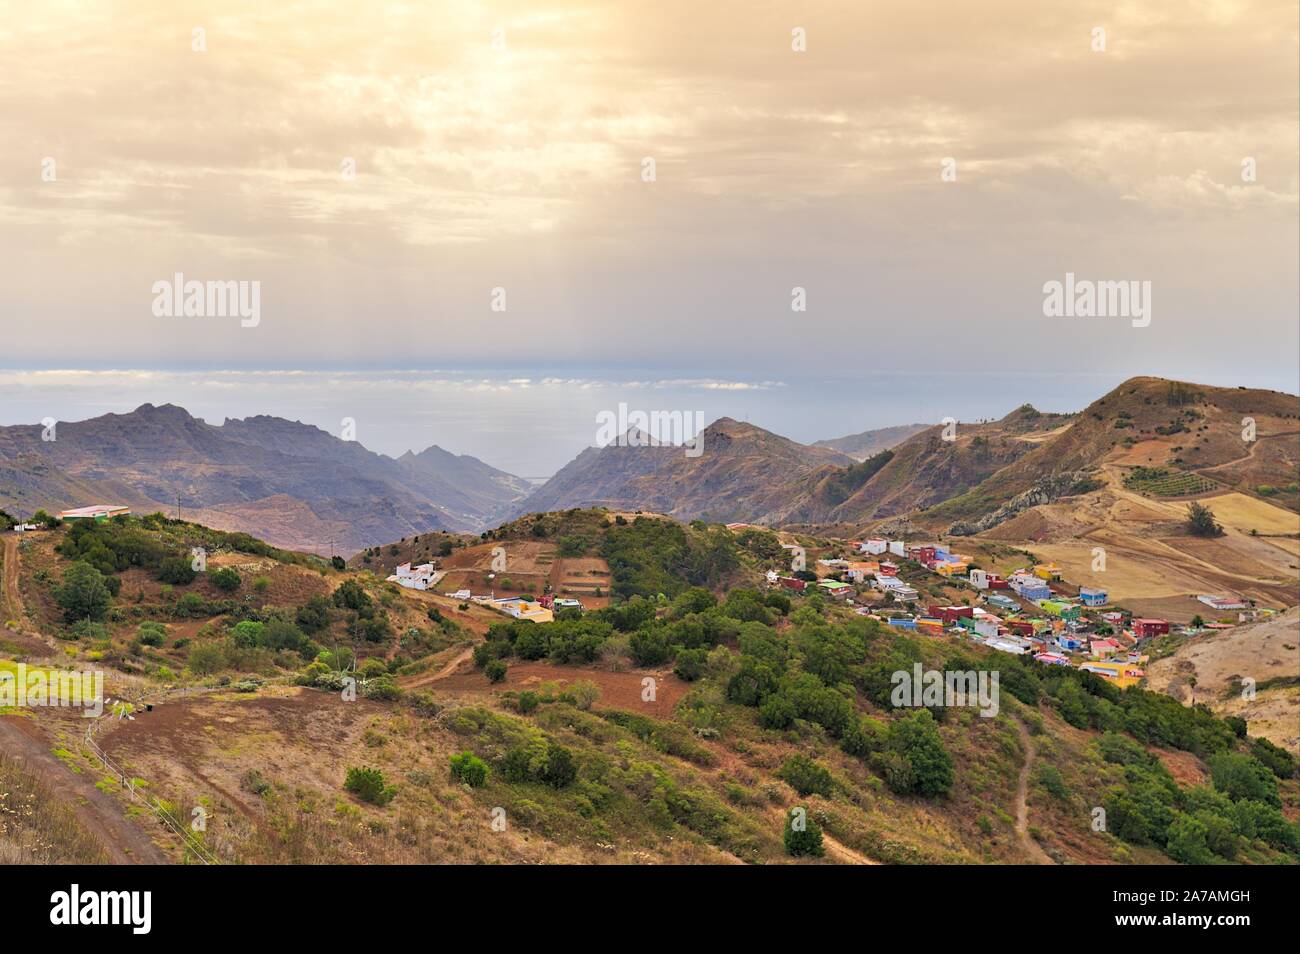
[1133,618,1170,638]
[778,577,807,592]
[927,604,974,625]
[986,574,1009,590]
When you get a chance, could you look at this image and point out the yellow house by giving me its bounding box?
[495,598,554,624]
[1033,563,1062,581]
[1078,660,1144,688]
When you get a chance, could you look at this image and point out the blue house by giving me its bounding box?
[1079,586,1108,607]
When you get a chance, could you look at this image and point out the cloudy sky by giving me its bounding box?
[1,0,1296,472]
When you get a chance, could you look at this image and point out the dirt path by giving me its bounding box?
[401,644,476,690]
[1013,718,1054,865]
[1193,429,1300,476]
[2,534,27,624]
[0,714,169,864]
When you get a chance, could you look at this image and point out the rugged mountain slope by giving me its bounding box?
[813,422,929,460]
[514,418,854,523]
[0,404,528,553]
[924,377,1300,532]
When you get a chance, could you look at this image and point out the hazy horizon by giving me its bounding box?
[3,365,1296,478]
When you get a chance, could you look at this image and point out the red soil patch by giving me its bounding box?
[431,660,690,719]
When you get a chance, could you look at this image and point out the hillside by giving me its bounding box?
[2,511,1297,867]
[926,378,1300,533]
[814,423,929,461]
[0,403,529,554]
[1147,608,1300,754]
[514,418,854,523]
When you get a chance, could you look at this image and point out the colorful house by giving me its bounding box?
[1034,652,1071,666]
[1040,599,1082,620]
[928,604,974,625]
[57,505,131,522]
[909,545,937,565]
[778,576,807,592]
[818,579,853,600]
[1010,577,1052,601]
[1078,660,1144,688]
[1078,586,1108,607]
[1032,563,1062,581]
[987,594,1021,612]
[1089,638,1121,658]
[494,598,554,623]
[1133,618,1170,638]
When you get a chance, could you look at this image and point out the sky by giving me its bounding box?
[1,0,1297,475]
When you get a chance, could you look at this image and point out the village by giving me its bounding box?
[10,504,1283,695]
[765,535,1276,690]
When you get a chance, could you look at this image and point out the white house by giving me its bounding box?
[862,538,888,555]
[1197,594,1247,610]
[393,562,439,590]
[889,540,907,557]
[969,568,989,590]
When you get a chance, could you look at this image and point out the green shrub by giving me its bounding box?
[449,752,489,787]
[783,807,824,857]
[209,567,241,592]
[778,755,834,798]
[344,766,396,805]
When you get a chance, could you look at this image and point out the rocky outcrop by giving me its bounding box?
[946,472,1093,536]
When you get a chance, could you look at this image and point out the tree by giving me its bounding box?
[886,710,954,797]
[296,595,332,633]
[330,555,346,571]
[1209,751,1279,805]
[783,807,824,857]
[484,658,508,683]
[54,561,112,621]
[542,744,577,788]
[1164,812,1213,865]
[209,567,241,592]
[156,555,197,585]
[1186,502,1223,538]
[673,647,708,681]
